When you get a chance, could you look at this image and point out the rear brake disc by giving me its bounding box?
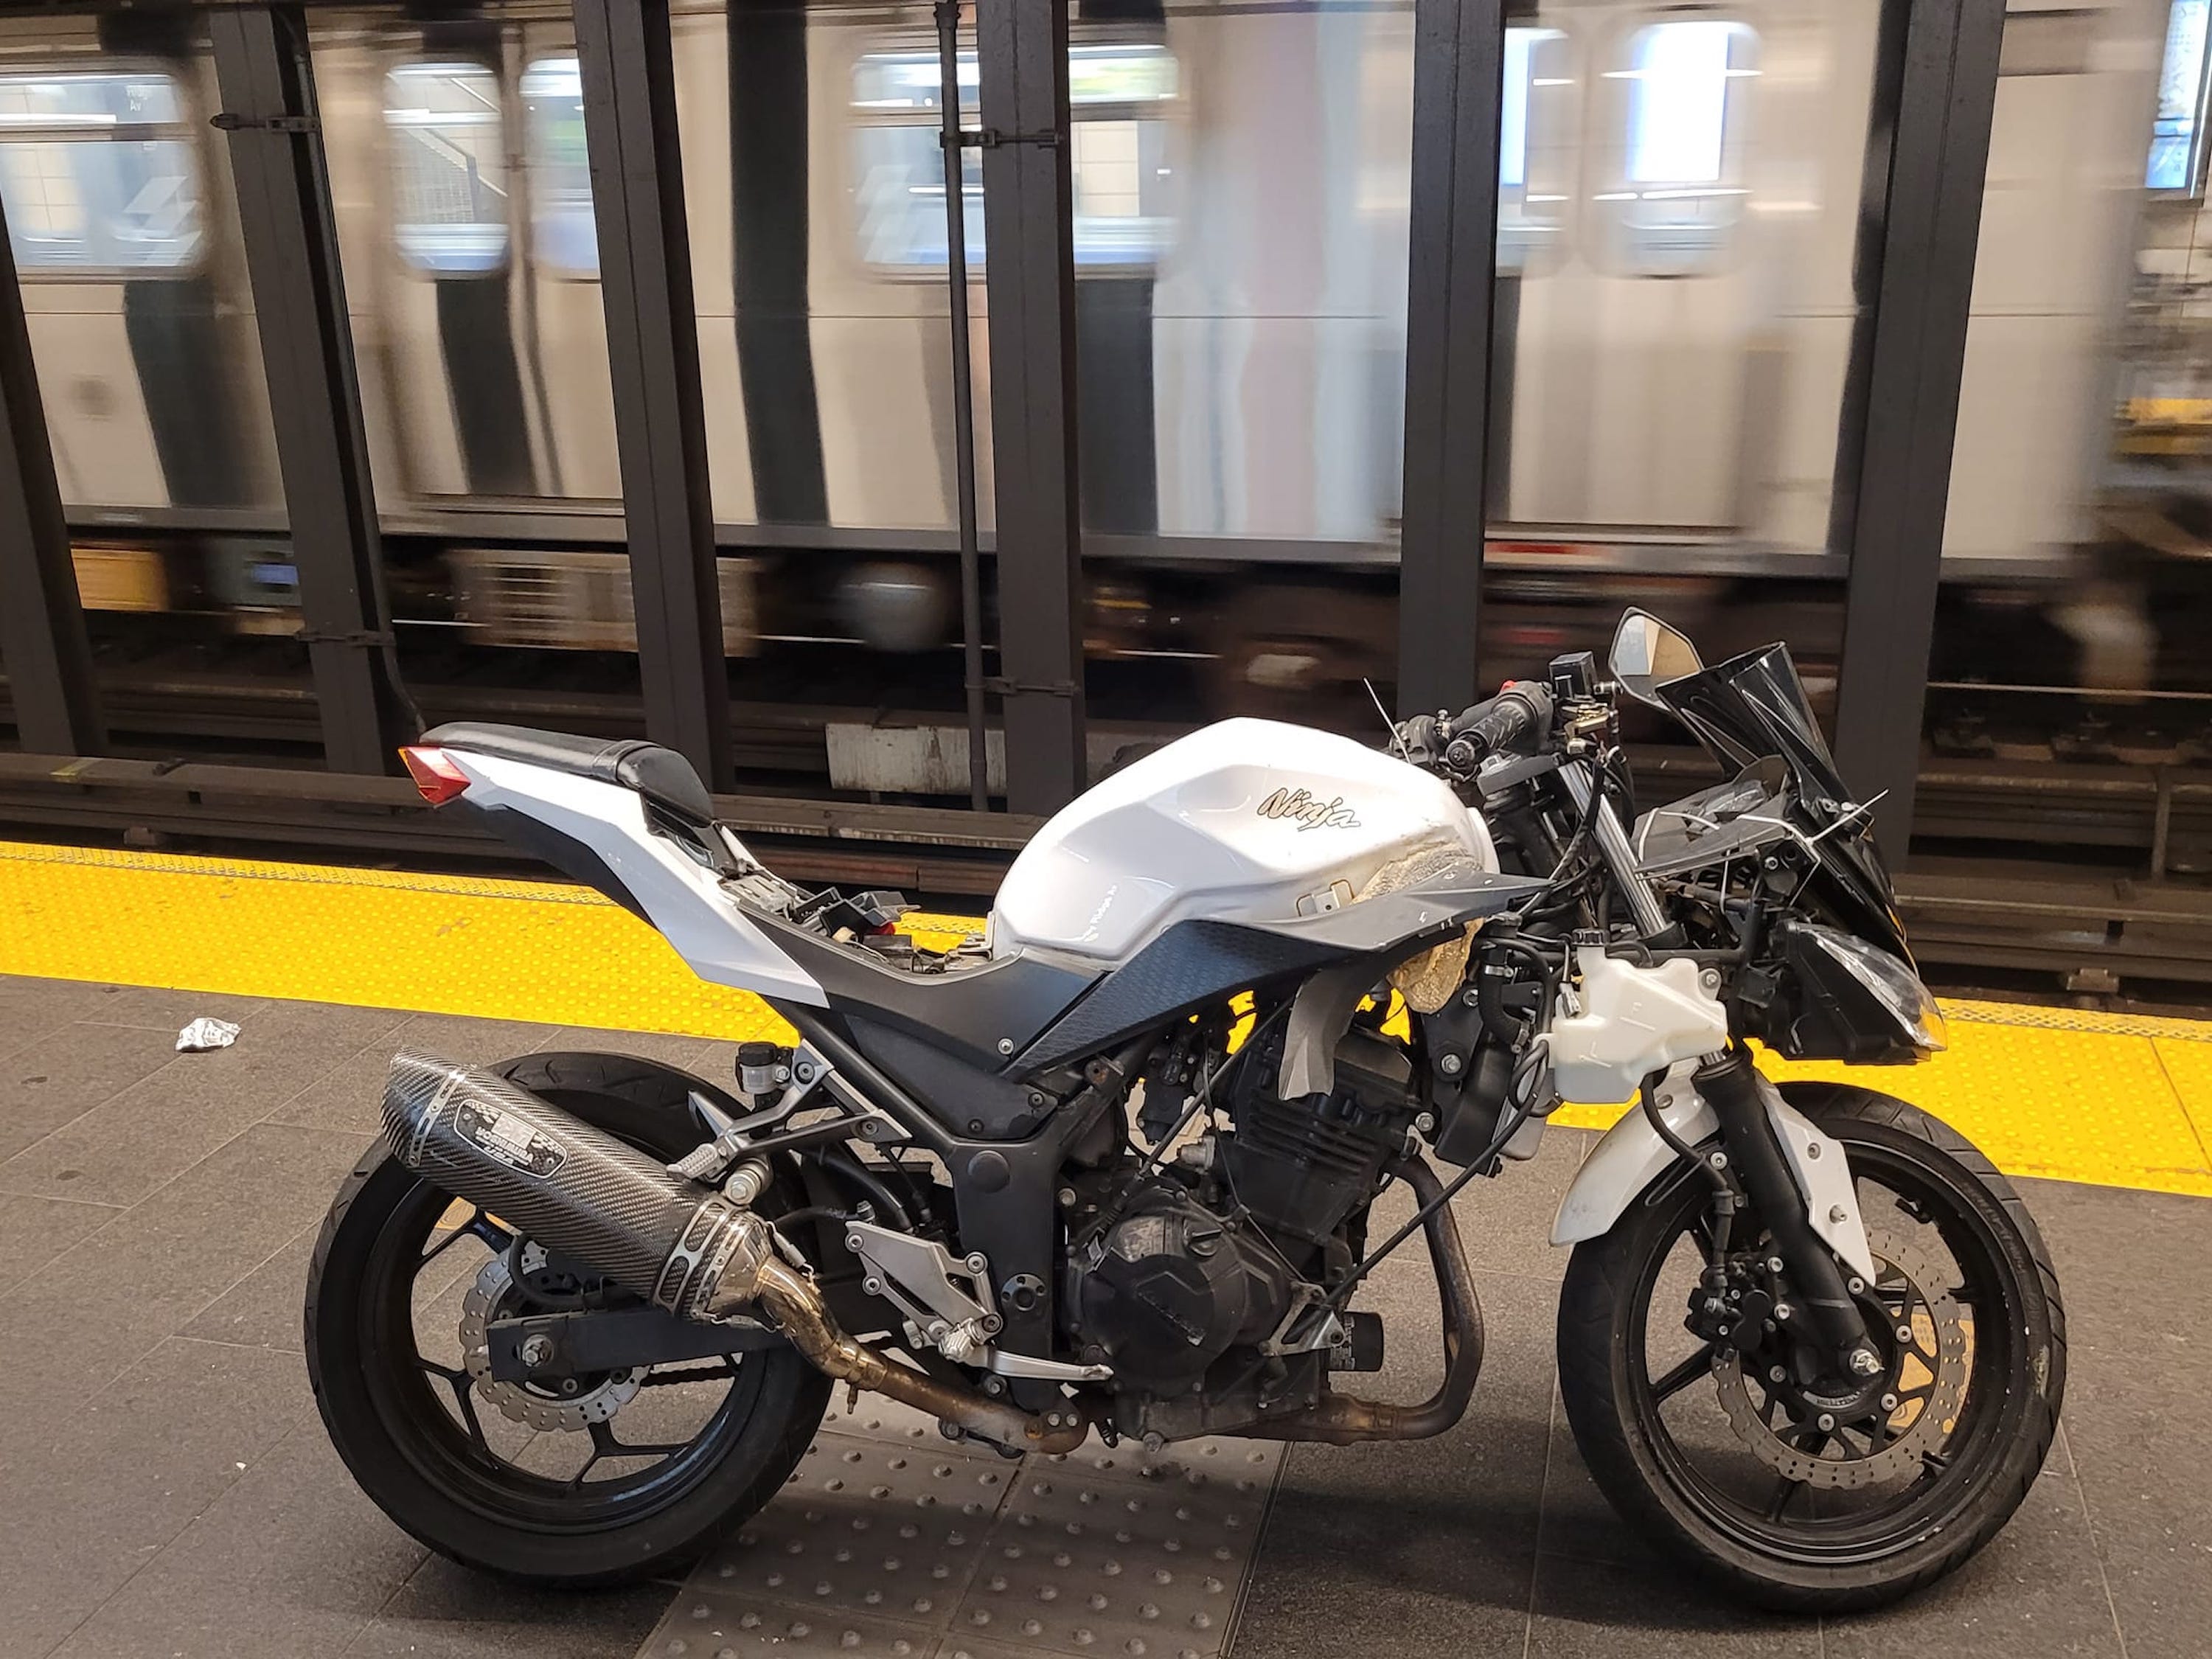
[458,1247,643,1432]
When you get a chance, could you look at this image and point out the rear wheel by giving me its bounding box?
[1556,1085,2065,1612]
[305,1053,831,1586]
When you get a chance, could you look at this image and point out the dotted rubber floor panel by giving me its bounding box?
[636,1405,1281,1659]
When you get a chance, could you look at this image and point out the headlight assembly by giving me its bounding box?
[1801,924,1947,1052]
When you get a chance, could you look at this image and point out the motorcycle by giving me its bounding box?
[305,610,2064,1611]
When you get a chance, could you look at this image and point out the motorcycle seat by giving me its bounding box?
[422,723,717,826]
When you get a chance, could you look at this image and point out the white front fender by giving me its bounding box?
[1551,1065,1878,1283]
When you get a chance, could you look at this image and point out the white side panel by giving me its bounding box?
[1766,1093,1877,1284]
[990,718,1495,964]
[449,753,827,1008]
[1942,0,2161,561]
[1550,1067,1877,1283]
[24,305,166,507]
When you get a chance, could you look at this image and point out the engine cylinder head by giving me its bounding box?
[1225,1026,1413,1245]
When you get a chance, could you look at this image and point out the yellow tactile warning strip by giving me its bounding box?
[2,838,2209,1198]
[0,838,976,1046]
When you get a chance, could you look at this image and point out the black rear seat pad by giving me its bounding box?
[424,723,717,825]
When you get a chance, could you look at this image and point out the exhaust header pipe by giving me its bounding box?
[380,1051,1085,1453]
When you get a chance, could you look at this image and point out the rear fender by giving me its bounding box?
[1550,1062,1877,1281]
[445,749,827,1007]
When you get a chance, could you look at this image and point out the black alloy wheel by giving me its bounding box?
[304,1053,830,1585]
[1556,1083,2065,1612]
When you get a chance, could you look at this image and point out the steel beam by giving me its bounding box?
[1831,0,2005,863]
[210,4,411,774]
[1396,0,1506,717]
[978,0,1087,814]
[0,196,105,755]
[574,0,733,790]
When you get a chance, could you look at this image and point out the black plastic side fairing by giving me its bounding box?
[738,905,1099,1072]
[845,1017,1051,1138]
[1010,871,1541,1077]
[1010,919,1350,1076]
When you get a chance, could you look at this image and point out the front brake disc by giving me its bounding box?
[1711,1229,1970,1490]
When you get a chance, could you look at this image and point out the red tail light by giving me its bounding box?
[400,745,471,806]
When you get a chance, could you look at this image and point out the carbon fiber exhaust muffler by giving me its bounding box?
[380,1051,1086,1453]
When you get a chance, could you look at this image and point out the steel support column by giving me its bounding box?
[978,0,1087,814]
[210,4,410,774]
[1396,0,1506,717]
[574,0,732,790]
[0,198,104,756]
[1831,0,2005,863]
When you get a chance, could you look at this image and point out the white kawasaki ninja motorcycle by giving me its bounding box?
[306,611,2063,1611]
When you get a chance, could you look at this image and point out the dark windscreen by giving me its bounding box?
[1654,641,1853,811]
[1654,639,1910,961]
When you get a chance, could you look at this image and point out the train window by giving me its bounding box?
[2150,0,2212,192]
[849,42,1177,274]
[521,57,599,276]
[1498,26,1571,273]
[0,69,203,275]
[1592,17,1757,276]
[384,62,509,275]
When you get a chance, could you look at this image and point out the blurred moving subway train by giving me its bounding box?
[4,0,2209,789]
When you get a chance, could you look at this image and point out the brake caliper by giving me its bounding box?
[1683,1256,1773,1353]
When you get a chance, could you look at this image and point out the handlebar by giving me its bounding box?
[1399,681,1555,773]
[1394,678,1678,942]
[1450,683,1551,765]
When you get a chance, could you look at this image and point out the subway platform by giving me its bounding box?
[0,838,2205,1659]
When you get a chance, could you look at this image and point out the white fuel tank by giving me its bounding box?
[991,718,1496,964]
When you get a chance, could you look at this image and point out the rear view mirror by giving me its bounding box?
[1610,610,1703,706]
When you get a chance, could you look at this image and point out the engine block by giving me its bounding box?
[1065,1186,1289,1396]
[1222,1024,1414,1246]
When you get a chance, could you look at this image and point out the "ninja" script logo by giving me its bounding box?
[1256,787,1362,832]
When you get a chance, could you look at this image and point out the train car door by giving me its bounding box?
[0,17,279,515]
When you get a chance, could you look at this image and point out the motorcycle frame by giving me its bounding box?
[421,727,1888,1414]
[773,1002,1133,1409]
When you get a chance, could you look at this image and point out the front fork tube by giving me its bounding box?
[1695,1052,1880,1374]
[1557,760,1678,944]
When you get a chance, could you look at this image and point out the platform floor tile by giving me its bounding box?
[636,1413,1281,1659]
[0,975,2205,1659]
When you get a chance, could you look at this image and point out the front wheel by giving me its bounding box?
[1556,1084,2065,1613]
[304,1053,832,1586]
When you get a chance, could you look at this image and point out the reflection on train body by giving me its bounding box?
[1,0,2199,773]
[1497,6,1863,543]
[0,24,284,516]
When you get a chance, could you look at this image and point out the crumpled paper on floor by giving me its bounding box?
[175,1016,241,1053]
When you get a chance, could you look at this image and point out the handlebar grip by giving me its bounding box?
[1447,682,1553,762]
